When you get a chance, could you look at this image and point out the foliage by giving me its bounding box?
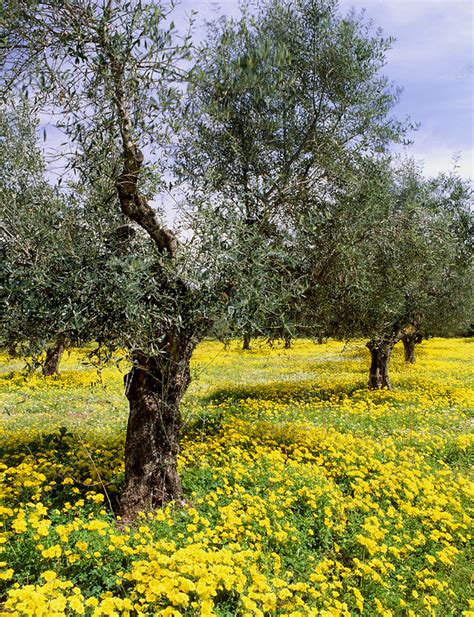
[0,0,321,356]
[339,160,473,341]
[0,101,146,358]
[184,0,407,201]
[283,158,474,346]
[180,0,410,340]
[0,101,83,356]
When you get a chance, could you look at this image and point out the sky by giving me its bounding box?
[173,0,474,179]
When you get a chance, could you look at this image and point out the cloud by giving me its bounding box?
[395,145,473,179]
[338,1,473,79]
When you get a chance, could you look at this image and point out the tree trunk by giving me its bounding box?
[401,333,421,363]
[366,338,396,390]
[242,334,251,350]
[42,339,66,376]
[120,336,196,522]
[284,336,292,349]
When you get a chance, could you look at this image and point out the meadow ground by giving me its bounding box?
[0,338,472,616]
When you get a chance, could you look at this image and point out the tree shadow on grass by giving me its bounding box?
[201,378,367,406]
[0,427,125,513]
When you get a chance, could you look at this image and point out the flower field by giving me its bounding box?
[0,338,472,616]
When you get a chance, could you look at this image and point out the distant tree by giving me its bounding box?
[242,334,252,351]
[0,100,71,374]
[316,160,474,388]
[0,99,146,372]
[400,329,423,364]
[41,337,67,376]
[399,171,474,364]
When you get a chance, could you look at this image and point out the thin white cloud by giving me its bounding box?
[340,1,473,66]
[394,143,473,179]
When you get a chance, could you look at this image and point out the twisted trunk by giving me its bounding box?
[284,335,292,349]
[242,334,251,350]
[42,338,66,376]
[366,335,399,390]
[108,57,197,520]
[120,335,196,521]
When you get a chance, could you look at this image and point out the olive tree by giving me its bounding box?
[1,0,204,520]
[315,160,473,388]
[0,0,308,519]
[1,100,148,374]
[0,100,71,374]
[179,0,410,349]
[0,0,412,518]
[400,330,423,364]
[398,171,474,364]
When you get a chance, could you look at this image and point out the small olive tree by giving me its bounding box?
[1,100,146,374]
[312,160,473,388]
[398,171,474,364]
[0,100,74,374]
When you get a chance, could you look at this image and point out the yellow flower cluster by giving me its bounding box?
[0,338,472,615]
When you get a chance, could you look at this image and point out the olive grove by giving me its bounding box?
[1,0,472,520]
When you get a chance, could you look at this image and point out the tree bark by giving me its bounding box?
[120,336,196,522]
[401,333,421,363]
[284,335,292,349]
[366,337,397,390]
[242,334,251,350]
[42,339,66,376]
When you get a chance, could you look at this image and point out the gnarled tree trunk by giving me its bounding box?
[401,332,422,363]
[366,336,399,390]
[42,338,66,376]
[120,335,196,522]
[284,335,292,349]
[242,334,251,350]
[109,60,198,520]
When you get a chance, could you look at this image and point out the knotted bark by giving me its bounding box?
[366,336,398,390]
[42,338,66,376]
[120,336,196,522]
